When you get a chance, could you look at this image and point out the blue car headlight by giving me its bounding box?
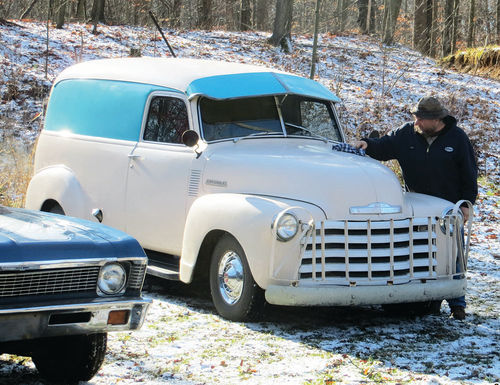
[98,263,127,295]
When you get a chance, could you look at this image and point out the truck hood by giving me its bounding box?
[0,206,144,263]
[201,139,407,219]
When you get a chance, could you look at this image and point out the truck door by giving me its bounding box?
[125,93,194,255]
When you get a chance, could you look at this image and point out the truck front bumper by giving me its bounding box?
[0,297,151,343]
[265,278,466,306]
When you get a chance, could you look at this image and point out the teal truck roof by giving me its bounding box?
[54,57,340,102]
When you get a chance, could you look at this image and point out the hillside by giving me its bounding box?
[0,20,499,385]
[441,46,500,80]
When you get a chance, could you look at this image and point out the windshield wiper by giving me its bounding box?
[233,130,284,143]
[284,122,329,143]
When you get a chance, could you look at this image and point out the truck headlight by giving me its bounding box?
[98,263,127,295]
[275,213,299,242]
[439,207,463,236]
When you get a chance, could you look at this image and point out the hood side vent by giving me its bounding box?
[188,170,202,197]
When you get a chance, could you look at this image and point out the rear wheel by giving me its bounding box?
[209,235,264,321]
[32,333,107,382]
[49,205,65,215]
[41,200,65,215]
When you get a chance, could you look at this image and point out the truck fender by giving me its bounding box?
[179,193,321,288]
[26,165,89,219]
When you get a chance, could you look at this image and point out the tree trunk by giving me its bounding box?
[310,0,321,79]
[241,0,251,31]
[357,0,375,34]
[171,0,181,28]
[45,0,51,78]
[382,0,402,45]
[467,0,475,47]
[268,0,293,52]
[497,0,500,44]
[76,0,86,21]
[91,0,105,23]
[198,0,212,29]
[357,0,368,33]
[225,0,238,30]
[451,0,459,52]
[413,0,431,55]
[55,0,66,29]
[255,0,268,30]
[338,0,345,32]
[442,0,454,56]
[366,0,372,33]
[19,0,42,19]
[425,0,433,55]
[429,0,438,57]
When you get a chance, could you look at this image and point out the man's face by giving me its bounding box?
[414,116,442,135]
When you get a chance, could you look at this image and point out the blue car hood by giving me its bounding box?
[0,206,144,263]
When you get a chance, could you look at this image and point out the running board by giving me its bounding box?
[145,249,180,280]
[147,263,179,280]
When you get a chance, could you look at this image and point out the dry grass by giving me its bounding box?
[0,136,34,208]
[441,45,500,80]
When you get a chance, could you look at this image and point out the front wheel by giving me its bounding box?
[32,333,107,382]
[209,235,264,321]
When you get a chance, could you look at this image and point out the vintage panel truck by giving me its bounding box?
[26,58,469,321]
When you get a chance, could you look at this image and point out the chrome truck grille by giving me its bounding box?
[300,218,437,285]
[0,264,146,298]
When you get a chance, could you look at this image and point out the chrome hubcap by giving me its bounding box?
[217,251,244,305]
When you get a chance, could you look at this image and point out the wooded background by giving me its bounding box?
[1,0,499,58]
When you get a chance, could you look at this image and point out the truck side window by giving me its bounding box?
[144,96,189,144]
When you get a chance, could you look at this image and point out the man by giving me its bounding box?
[354,95,478,320]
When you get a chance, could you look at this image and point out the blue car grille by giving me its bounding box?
[0,266,100,297]
[127,264,147,289]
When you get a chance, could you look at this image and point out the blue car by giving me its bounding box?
[0,205,151,382]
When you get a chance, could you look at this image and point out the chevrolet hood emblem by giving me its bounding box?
[349,202,402,215]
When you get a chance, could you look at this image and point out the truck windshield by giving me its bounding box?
[199,95,342,142]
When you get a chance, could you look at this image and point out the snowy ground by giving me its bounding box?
[0,21,499,384]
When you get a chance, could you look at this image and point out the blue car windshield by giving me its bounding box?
[199,95,342,142]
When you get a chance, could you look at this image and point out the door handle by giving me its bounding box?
[128,154,142,160]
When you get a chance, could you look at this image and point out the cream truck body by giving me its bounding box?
[26,58,469,320]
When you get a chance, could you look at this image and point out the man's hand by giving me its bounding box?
[353,140,368,150]
[460,206,470,222]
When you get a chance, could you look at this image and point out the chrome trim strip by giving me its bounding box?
[0,297,152,315]
[344,220,349,282]
[409,217,414,278]
[311,223,317,280]
[389,219,394,281]
[428,216,433,276]
[367,219,372,280]
[0,257,147,271]
[320,221,326,281]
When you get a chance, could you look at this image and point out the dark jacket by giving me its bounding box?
[364,116,478,205]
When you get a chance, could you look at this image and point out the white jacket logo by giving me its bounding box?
[444,146,454,152]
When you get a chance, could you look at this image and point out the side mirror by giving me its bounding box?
[182,130,199,147]
[368,130,380,139]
